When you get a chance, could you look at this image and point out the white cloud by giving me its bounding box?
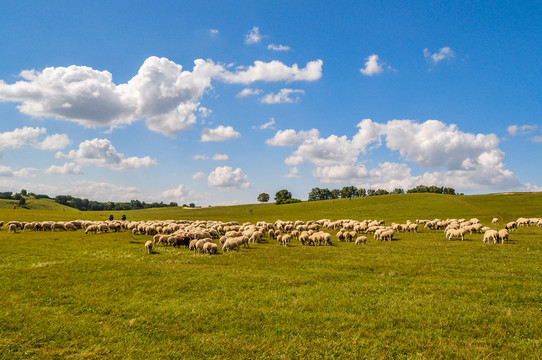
[209,29,219,36]
[245,26,262,44]
[267,44,290,51]
[198,106,212,118]
[219,59,323,84]
[253,118,276,130]
[507,124,538,136]
[212,153,229,161]
[161,184,197,203]
[261,89,305,104]
[37,134,70,150]
[208,166,250,190]
[193,154,209,160]
[360,54,385,76]
[191,171,205,180]
[201,125,240,142]
[57,138,157,170]
[283,167,301,179]
[423,47,454,65]
[280,119,523,193]
[237,88,263,97]
[0,57,322,137]
[0,166,14,177]
[13,168,37,177]
[266,128,319,146]
[530,136,542,143]
[44,162,83,175]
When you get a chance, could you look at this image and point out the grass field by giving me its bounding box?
[1,193,541,359]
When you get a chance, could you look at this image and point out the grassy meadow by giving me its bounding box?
[1,193,541,359]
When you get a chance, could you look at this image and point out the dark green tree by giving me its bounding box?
[257,193,270,203]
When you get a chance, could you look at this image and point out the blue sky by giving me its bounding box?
[0,0,541,205]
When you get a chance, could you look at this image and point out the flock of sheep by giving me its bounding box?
[1,216,540,255]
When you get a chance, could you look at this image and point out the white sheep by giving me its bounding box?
[498,229,509,244]
[355,236,367,245]
[8,223,17,233]
[483,230,499,244]
[145,240,153,254]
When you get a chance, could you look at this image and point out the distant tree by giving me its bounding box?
[340,186,358,199]
[12,193,22,201]
[20,189,27,196]
[374,189,389,196]
[189,203,195,208]
[330,189,341,199]
[357,188,367,197]
[169,202,178,207]
[18,197,26,207]
[392,188,405,195]
[257,193,270,203]
[367,189,376,197]
[275,189,292,203]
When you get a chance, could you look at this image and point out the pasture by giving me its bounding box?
[1,193,541,359]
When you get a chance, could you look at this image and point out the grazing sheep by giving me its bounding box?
[145,240,153,254]
[492,218,499,225]
[203,242,218,255]
[498,229,509,244]
[85,225,98,234]
[505,222,517,231]
[8,223,17,233]
[483,230,499,244]
[355,236,367,245]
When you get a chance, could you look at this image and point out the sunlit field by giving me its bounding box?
[1,193,541,359]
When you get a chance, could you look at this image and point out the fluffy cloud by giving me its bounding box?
[57,138,157,170]
[219,60,323,84]
[530,136,542,143]
[261,89,305,104]
[208,166,250,190]
[193,154,209,160]
[245,26,262,44]
[283,167,301,179]
[360,54,384,76]
[45,162,83,175]
[201,125,240,142]
[265,128,319,146]
[191,171,205,180]
[423,47,454,65]
[267,44,290,51]
[0,57,322,137]
[0,126,69,152]
[209,29,219,36]
[0,166,37,177]
[161,184,197,203]
[279,119,523,193]
[507,124,538,136]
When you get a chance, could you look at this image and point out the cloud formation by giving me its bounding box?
[201,125,240,142]
[261,89,305,104]
[161,184,197,203]
[423,47,454,65]
[208,166,250,190]
[360,54,385,76]
[267,44,290,51]
[507,124,538,136]
[245,26,262,44]
[57,138,157,170]
[0,57,323,137]
[265,128,319,146]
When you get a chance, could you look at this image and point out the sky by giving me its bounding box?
[0,0,541,206]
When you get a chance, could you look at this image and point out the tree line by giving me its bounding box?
[258,185,459,204]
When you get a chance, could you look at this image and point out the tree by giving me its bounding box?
[341,186,358,199]
[20,189,27,196]
[392,188,405,195]
[275,189,292,203]
[330,189,341,199]
[18,197,26,207]
[257,193,270,203]
[189,203,195,208]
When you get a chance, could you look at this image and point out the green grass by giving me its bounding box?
[0,193,541,358]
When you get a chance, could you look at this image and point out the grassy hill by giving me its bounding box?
[3,192,539,223]
[1,193,541,358]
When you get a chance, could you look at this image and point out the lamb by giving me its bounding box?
[145,240,153,254]
[355,236,367,245]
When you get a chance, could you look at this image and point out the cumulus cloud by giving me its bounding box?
[237,88,263,97]
[266,128,319,146]
[161,184,197,203]
[0,126,69,153]
[0,57,322,137]
[360,54,385,76]
[193,154,209,160]
[191,171,205,180]
[219,59,323,84]
[57,138,157,170]
[212,153,229,161]
[261,89,305,104]
[0,166,14,177]
[507,124,538,136]
[267,44,290,51]
[279,119,524,193]
[423,47,454,65]
[201,125,240,142]
[44,162,83,175]
[245,26,262,44]
[530,136,542,143]
[283,167,301,179]
[208,166,250,190]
